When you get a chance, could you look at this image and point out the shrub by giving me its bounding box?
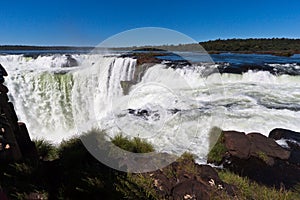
[34,139,58,161]
[111,134,154,153]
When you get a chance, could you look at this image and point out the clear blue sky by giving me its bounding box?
[0,0,300,46]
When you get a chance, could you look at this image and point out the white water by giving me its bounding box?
[1,54,300,162]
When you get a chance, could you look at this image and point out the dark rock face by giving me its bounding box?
[208,130,300,189]
[269,128,300,142]
[127,108,160,121]
[269,128,300,166]
[217,63,300,76]
[62,55,78,67]
[0,64,37,162]
[147,159,235,200]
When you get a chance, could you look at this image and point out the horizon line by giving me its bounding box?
[1,37,300,49]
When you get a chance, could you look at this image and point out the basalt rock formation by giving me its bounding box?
[208,129,300,189]
[269,128,300,166]
[0,64,37,162]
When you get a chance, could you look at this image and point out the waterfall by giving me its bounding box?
[1,53,299,163]
[2,54,137,142]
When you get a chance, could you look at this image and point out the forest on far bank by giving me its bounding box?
[200,38,300,53]
[148,38,300,56]
[1,38,300,56]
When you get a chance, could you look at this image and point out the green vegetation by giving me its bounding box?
[177,151,195,162]
[1,130,299,199]
[200,38,300,55]
[0,130,156,199]
[218,170,300,200]
[115,152,197,200]
[118,38,300,56]
[207,131,227,164]
[111,134,154,153]
[33,139,58,161]
[257,151,269,163]
[116,173,158,200]
[3,38,299,56]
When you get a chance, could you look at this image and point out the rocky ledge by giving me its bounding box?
[208,128,300,190]
[0,64,37,162]
[120,49,191,95]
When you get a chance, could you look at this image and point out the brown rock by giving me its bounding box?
[209,130,300,189]
[147,158,236,200]
[247,132,290,165]
[223,131,250,159]
[172,179,210,200]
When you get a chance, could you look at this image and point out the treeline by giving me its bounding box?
[200,38,300,52]
[115,38,300,56]
[2,38,300,56]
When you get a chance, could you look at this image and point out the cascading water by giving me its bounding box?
[1,53,300,163]
[2,54,137,142]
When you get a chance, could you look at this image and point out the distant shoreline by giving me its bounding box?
[1,38,300,57]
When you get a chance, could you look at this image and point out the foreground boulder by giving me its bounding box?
[208,130,300,189]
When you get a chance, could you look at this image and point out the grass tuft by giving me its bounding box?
[34,139,58,161]
[218,170,300,200]
[111,134,154,153]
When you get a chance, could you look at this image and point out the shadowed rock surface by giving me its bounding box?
[139,157,236,200]
[269,128,300,166]
[0,64,37,162]
[208,130,300,189]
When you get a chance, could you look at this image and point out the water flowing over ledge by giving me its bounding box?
[0,53,299,163]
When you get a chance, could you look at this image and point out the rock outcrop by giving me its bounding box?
[0,64,37,162]
[208,130,300,189]
[140,156,235,200]
[269,128,300,166]
[63,55,78,67]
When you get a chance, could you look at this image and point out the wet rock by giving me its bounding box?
[168,108,181,114]
[0,64,8,76]
[62,55,78,67]
[269,128,300,142]
[127,108,160,121]
[269,128,300,165]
